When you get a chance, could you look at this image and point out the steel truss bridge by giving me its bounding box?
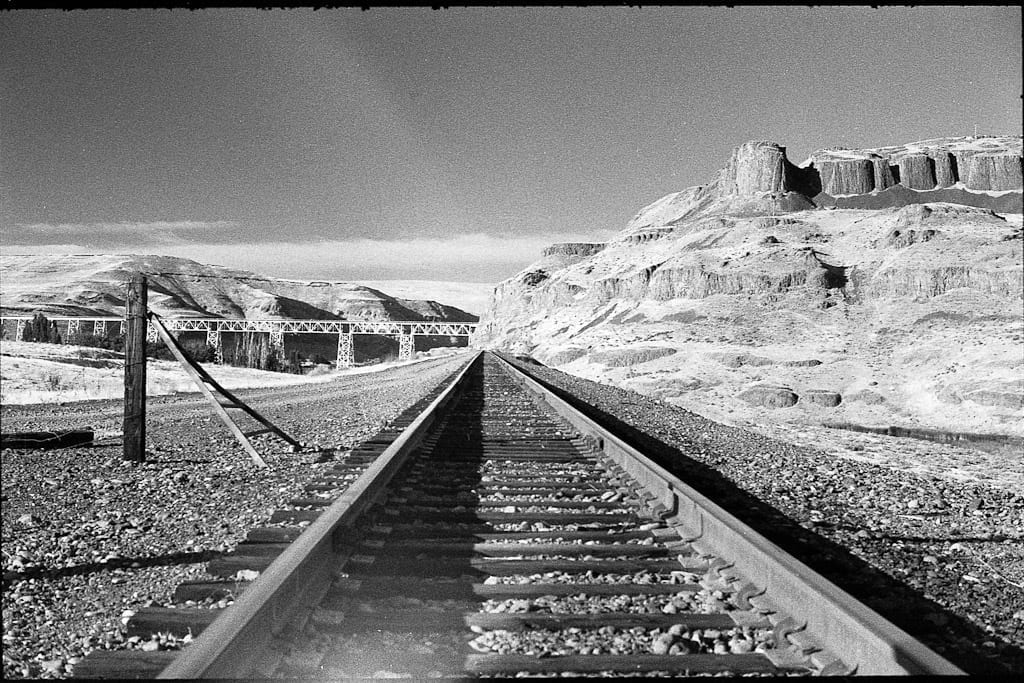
[0,316,477,368]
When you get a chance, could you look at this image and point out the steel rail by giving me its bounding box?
[154,350,961,677]
[490,352,963,676]
[155,351,483,679]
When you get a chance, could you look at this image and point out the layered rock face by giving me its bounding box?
[622,137,1021,242]
[810,152,887,195]
[624,142,824,235]
[967,153,1023,191]
[808,136,1022,196]
[931,151,957,187]
[475,136,1023,436]
[724,141,789,195]
[542,243,606,258]
[896,154,936,190]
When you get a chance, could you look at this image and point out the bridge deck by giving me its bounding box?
[0,316,477,336]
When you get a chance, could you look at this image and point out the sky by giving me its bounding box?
[1,6,1021,283]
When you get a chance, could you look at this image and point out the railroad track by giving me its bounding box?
[74,351,962,678]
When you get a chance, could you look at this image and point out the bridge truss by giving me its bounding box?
[0,316,477,368]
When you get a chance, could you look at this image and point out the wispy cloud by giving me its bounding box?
[1,231,616,282]
[3,220,243,246]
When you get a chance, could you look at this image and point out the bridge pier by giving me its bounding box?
[336,332,353,369]
[66,318,81,344]
[93,320,107,338]
[398,332,414,361]
[15,319,26,341]
[269,327,284,352]
[206,327,223,364]
[146,322,158,343]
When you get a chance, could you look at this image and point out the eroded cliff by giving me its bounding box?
[475,136,1023,437]
[808,136,1023,196]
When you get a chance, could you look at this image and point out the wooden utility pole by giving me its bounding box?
[123,274,147,462]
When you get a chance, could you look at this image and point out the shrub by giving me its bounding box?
[75,332,125,353]
[145,339,175,361]
[181,339,217,363]
[223,332,283,372]
[22,313,61,344]
[283,350,304,375]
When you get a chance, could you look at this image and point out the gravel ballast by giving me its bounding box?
[4,349,1021,676]
[503,355,1024,676]
[1,353,472,679]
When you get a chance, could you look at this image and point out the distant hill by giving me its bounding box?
[0,254,478,323]
[352,280,494,316]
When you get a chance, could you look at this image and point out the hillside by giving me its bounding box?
[0,254,477,323]
[474,136,1024,437]
[352,280,495,316]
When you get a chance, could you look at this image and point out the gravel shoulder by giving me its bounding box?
[505,356,1024,676]
[1,352,472,679]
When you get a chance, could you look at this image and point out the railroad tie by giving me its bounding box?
[119,353,958,680]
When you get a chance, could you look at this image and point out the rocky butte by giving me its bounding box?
[474,136,1023,438]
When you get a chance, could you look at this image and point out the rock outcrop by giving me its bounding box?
[802,390,842,407]
[882,228,939,249]
[966,153,1023,192]
[803,136,1022,198]
[474,135,1023,437]
[738,385,799,408]
[847,390,887,405]
[620,137,1021,244]
[588,346,677,367]
[543,243,606,259]
[723,141,788,195]
[931,151,957,187]
[896,154,936,190]
[810,152,881,195]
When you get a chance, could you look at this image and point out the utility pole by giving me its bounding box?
[123,274,147,462]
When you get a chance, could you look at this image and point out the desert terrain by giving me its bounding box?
[2,134,1022,677]
[474,137,1023,442]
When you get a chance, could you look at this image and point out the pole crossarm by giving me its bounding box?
[1,316,477,337]
[148,314,302,468]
